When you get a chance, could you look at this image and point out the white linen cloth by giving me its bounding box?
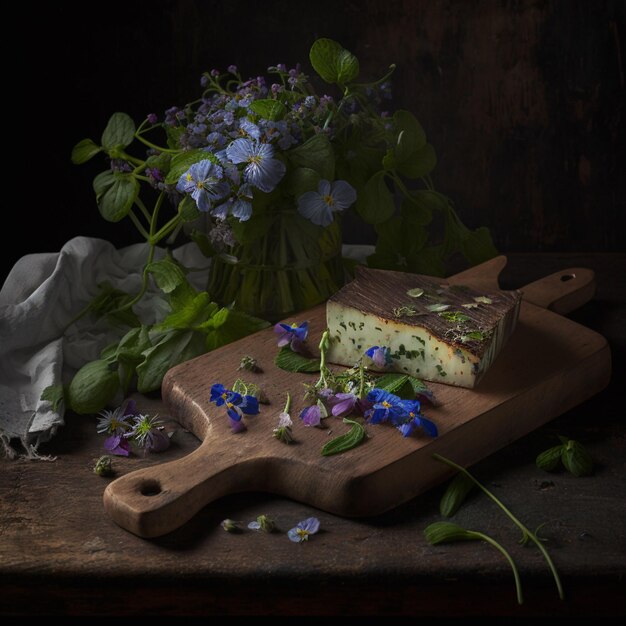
[0,236,372,459]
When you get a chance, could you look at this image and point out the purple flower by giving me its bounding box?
[365,346,392,368]
[299,403,325,427]
[97,400,136,436]
[226,138,286,193]
[288,517,320,543]
[176,159,229,212]
[227,64,238,74]
[297,179,356,227]
[396,400,438,438]
[364,389,406,425]
[274,321,308,352]
[147,113,158,124]
[329,392,358,417]
[125,414,171,453]
[103,434,130,457]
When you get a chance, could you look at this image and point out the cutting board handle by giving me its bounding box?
[518,267,596,314]
[103,443,253,538]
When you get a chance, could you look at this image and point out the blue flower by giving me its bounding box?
[226,138,286,192]
[274,320,308,352]
[364,388,406,424]
[365,346,392,368]
[176,159,229,212]
[210,383,259,432]
[297,179,356,227]
[396,400,438,438]
[231,183,254,221]
[288,517,320,543]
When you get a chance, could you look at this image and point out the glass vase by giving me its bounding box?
[207,209,345,323]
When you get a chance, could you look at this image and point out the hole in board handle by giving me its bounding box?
[140,479,162,497]
[560,273,576,282]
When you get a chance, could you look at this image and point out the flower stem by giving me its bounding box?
[433,453,564,600]
[134,134,179,154]
[467,530,524,605]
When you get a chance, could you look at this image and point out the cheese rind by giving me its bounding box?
[325,267,521,388]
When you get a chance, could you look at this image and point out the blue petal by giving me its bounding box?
[231,197,252,221]
[297,191,333,227]
[210,383,227,403]
[192,187,212,212]
[240,395,259,415]
[330,180,357,209]
[419,416,439,437]
[245,155,286,193]
[317,179,332,196]
[287,528,302,543]
[300,517,320,534]
[226,137,253,164]
[397,421,416,437]
[227,405,243,421]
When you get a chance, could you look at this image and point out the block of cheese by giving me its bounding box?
[326,266,522,388]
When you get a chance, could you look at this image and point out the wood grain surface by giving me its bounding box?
[103,257,611,537]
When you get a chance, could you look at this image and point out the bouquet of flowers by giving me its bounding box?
[61,38,496,414]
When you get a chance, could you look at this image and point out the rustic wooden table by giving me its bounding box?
[1,253,624,618]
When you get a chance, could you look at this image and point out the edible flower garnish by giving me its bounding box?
[287,517,320,543]
[248,514,276,533]
[273,393,294,443]
[273,320,309,353]
[365,345,392,368]
[396,399,439,438]
[125,414,171,453]
[210,383,260,432]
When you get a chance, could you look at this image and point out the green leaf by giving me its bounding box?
[155,292,217,331]
[424,521,476,545]
[392,110,427,161]
[97,174,139,222]
[177,195,200,222]
[101,112,136,150]
[40,385,65,412]
[285,166,321,198]
[288,133,335,180]
[136,330,198,393]
[165,149,219,185]
[146,257,188,294]
[68,359,120,414]
[71,138,102,164]
[536,444,564,472]
[93,171,115,198]
[561,439,594,476]
[355,171,396,224]
[458,226,499,266]
[274,346,320,373]
[88,281,140,327]
[204,308,269,351]
[321,418,366,456]
[310,38,359,85]
[232,378,269,403]
[249,98,287,121]
[114,326,151,364]
[440,473,475,517]
[396,143,437,179]
[196,306,229,330]
[375,373,410,395]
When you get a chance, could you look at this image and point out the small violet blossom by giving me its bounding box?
[176,159,229,212]
[288,517,320,543]
[274,320,308,352]
[299,401,327,427]
[297,179,356,227]
[328,392,358,418]
[365,345,392,368]
[226,138,286,193]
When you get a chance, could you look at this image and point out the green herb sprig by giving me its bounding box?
[321,418,366,456]
[536,436,593,476]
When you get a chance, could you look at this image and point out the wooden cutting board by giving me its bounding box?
[103,256,611,538]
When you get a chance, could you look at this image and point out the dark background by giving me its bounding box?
[8,0,625,284]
